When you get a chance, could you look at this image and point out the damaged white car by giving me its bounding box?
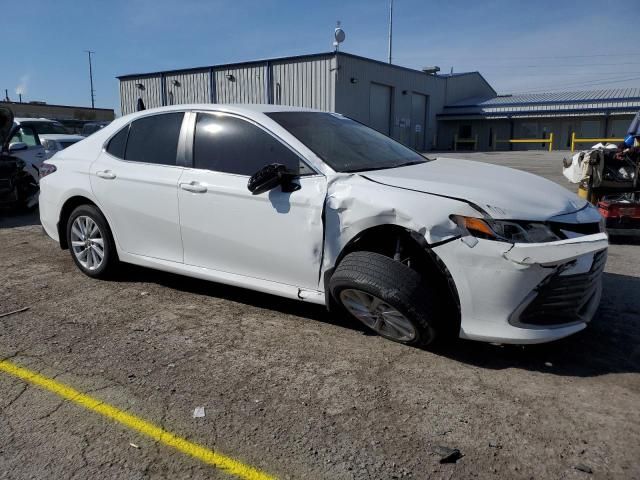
[39,105,608,346]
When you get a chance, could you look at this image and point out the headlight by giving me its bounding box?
[451,215,561,243]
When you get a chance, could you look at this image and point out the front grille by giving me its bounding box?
[516,250,607,326]
[549,221,601,237]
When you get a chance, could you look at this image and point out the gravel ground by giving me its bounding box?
[0,151,639,479]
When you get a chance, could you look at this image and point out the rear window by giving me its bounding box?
[25,121,69,135]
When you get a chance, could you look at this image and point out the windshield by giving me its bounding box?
[24,121,70,135]
[266,112,428,172]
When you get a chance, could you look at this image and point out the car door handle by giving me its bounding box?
[96,170,116,180]
[180,181,207,193]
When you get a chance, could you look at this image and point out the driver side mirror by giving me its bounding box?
[9,142,28,153]
[247,163,299,195]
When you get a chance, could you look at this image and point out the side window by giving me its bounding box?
[10,126,39,147]
[193,113,311,175]
[124,112,184,165]
[106,125,129,159]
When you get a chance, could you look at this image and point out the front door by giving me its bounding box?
[178,111,326,290]
[90,112,186,263]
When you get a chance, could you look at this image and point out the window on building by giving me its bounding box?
[609,119,628,137]
[519,122,538,139]
[193,113,311,176]
[458,124,472,139]
[580,120,601,138]
[124,113,184,165]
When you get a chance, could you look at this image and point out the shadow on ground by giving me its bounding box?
[115,264,640,379]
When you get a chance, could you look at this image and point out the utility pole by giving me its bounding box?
[388,0,394,64]
[85,50,95,109]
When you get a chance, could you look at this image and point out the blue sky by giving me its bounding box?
[3,0,639,114]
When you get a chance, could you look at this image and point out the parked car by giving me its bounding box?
[0,108,39,208]
[81,121,111,136]
[40,134,85,159]
[6,118,85,177]
[39,105,608,346]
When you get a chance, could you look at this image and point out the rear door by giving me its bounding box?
[177,111,326,289]
[90,112,186,263]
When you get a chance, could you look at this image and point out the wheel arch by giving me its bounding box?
[325,224,461,333]
[57,195,99,249]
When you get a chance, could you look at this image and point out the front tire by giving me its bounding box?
[66,204,118,278]
[329,251,441,346]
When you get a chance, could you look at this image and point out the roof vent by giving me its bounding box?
[422,66,440,75]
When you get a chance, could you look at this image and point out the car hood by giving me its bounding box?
[361,157,588,221]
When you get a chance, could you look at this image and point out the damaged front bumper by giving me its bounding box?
[433,232,608,344]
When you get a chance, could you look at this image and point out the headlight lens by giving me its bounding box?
[452,215,561,243]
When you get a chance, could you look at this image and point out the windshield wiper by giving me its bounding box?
[393,159,429,168]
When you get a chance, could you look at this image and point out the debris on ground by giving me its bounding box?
[129,442,140,449]
[193,406,205,418]
[488,441,503,449]
[575,463,593,474]
[432,445,463,463]
[0,307,30,318]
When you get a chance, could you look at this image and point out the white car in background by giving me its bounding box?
[39,105,608,346]
[7,118,84,178]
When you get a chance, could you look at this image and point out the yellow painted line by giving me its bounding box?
[0,359,276,480]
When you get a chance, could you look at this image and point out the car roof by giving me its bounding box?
[121,103,322,121]
[14,117,61,124]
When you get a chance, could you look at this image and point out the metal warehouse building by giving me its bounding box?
[118,52,639,151]
[118,51,495,151]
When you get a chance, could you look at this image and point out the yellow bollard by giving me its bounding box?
[548,133,554,152]
[571,132,576,152]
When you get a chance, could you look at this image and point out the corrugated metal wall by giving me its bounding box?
[165,70,210,105]
[271,56,335,111]
[215,64,268,103]
[118,55,337,115]
[120,76,163,115]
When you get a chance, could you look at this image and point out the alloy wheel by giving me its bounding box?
[339,288,417,342]
[70,215,105,271]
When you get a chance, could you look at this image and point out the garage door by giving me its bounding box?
[369,83,392,136]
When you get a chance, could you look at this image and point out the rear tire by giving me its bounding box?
[66,204,118,278]
[330,251,442,347]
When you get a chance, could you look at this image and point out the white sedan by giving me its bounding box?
[39,105,608,346]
